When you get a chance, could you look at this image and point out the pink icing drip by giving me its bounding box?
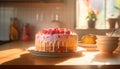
[36,33,75,43]
[44,35,52,43]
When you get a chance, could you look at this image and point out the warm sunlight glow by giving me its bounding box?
[55,52,101,65]
[76,0,120,29]
[0,48,25,64]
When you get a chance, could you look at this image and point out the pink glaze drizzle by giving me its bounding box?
[35,28,77,52]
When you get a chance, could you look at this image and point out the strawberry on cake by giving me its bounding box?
[35,28,78,53]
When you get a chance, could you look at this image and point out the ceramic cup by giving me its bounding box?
[96,35,119,54]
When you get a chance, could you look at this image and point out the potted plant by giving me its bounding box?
[115,0,120,28]
[107,14,118,29]
[86,9,97,29]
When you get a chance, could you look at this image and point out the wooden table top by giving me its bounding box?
[1,41,120,66]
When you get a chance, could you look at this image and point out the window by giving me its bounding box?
[76,0,120,29]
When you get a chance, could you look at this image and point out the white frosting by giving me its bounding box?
[35,32,78,52]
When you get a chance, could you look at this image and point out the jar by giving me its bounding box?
[9,17,19,41]
[22,23,30,41]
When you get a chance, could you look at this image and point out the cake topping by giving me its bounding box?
[41,28,72,35]
[66,29,71,34]
[42,29,48,34]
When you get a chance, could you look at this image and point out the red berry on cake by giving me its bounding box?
[60,30,64,34]
[66,29,71,34]
[59,28,65,34]
[53,27,60,34]
[42,29,48,34]
[48,28,54,34]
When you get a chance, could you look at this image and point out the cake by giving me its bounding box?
[35,28,78,53]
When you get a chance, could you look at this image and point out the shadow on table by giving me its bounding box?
[2,52,84,65]
[0,40,11,45]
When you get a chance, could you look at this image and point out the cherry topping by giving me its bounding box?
[66,29,71,34]
[42,29,48,34]
[48,29,54,34]
[41,28,71,35]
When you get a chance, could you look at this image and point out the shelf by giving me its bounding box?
[0,0,64,3]
[0,2,64,8]
[0,0,65,8]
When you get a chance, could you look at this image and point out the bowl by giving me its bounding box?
[96,35,119,54]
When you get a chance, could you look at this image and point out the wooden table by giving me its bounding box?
[0,41,120,68]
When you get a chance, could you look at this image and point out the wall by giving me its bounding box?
[0,0,111,40]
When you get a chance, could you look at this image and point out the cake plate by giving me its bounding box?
[27,46,86,58]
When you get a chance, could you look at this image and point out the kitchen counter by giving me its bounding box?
[0,41,120,66]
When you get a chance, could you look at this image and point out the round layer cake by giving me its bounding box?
[35,28,78,53]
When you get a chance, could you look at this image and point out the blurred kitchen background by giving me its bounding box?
[0,0,74,41]
[0,0,120,42]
